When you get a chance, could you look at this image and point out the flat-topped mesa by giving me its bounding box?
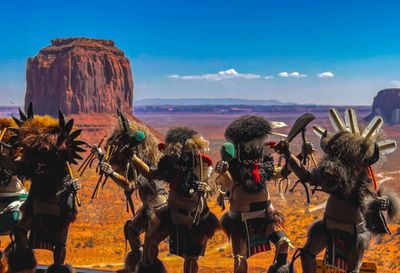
[371,88,400,124]
[25,37,133,116]
[52,37,115,47]
[39,38,124,56]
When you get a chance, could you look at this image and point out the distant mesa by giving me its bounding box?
[135,98,294,106]
[370,88,400,124]
[25,37,133,116]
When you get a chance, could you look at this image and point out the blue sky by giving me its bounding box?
[1,0,400,105]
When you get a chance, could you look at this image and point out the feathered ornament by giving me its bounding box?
[11,102,86,165]
[313,108,397,190]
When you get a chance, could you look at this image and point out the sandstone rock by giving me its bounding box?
[370,88,400,124]
[25,37,133,116]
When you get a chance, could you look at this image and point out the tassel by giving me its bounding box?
[367,166,378,191]
[252,163,261,184]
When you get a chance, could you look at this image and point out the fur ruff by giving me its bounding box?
[364,189,400,234]
[267,263,291,273]
[122,251,141,272]
[191,210,220,241]
[220,212,243,238]
[7,249,37,273]
[225,115,271,144]
[45,264,76,273]
[379,188,400,220]
[136,258,167,273]
[107,121,161,166]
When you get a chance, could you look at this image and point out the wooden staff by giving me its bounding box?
[0,128,7,141]
[66,161,81,206]
[78,136,106,176]
[92,144,111,199]
[100,145,114,190]
[193,154,205,225]
[131,154,150,174]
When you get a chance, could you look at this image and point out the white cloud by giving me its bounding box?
[317,71,334,78]
[278,71,307,78]
[389,80,400,87]
[168,68,260,81]
[278,72,290,78]
[290,72,307,78]
[264,75,274,79]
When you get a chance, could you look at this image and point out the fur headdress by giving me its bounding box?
[323,131,374,167]
[313,108,396,168]
[164,126,209,154]
[0,117,17,144]
[10,103,85,165]
[224,115,271,144]
[107,110,161,166]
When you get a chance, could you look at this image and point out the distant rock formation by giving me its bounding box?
[371,88,400,124]
[25,37,134,115]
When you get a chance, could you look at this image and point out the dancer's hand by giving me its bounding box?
[215,160,229,174]
[378,196,390,211]
[70,179,82,192]
[197,181,211,194]
[301,142,315,157]
[63,176,82,192]
[274,140,291,157]
[99,162,113,176]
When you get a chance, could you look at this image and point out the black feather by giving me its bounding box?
[119,111,131,133]
[72,140,87,146]
[58,109,66,128]
[56,135,67,146]
[26,102,33,119]
[18,108,27,121]
[72,153,84,160]
[69,159,78,165]
[8,127,20,134]
[73,146,86,153]
[9,135,18,144]
[11,116,23,127]
[68,129,82,140]
[64,119,74,134]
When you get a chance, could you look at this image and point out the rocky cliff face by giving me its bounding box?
[25,38,134,115]
[371,88,400,124]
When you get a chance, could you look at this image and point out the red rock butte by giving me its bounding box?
[25,37,134,116]
[371,88,400,124]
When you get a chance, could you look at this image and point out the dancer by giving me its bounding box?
[135,126,219,273]
[214,115,292,273]
[7,103,85,273]
[88,110,168,273]
[275,108,400,273]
